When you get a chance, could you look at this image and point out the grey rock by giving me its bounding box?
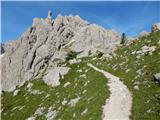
[43,67,70,87]
[1,11,121,91]
[29,89,42,95]
[135,45,156,59]
[68,96,80,107]
[26,116,36,120]
[69,58,81,64]
[81,108,88,115]
[13,89,20,96]
[154,73,160,82]
[34,107,45,116]
[133,85,139,90]
[46,108,57,120]
[63,82,71,87]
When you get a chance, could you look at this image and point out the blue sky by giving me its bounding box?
[1,1,160,43]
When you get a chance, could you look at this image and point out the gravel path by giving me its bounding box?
[87,63,132,120]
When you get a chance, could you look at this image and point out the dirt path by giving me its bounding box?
[87,63,132,120]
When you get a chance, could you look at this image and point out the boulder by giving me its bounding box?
[43,67,70,87]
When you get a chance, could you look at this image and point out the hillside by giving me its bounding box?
[1,11,160,120]
[90,31,160,119]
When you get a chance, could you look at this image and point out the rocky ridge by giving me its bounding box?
[1,11,121,91]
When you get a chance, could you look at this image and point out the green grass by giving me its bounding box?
[89,31,160,120]
[1,60,110,120]
[2,31,160,120]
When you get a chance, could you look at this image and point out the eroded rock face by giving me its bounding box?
[1,11,121,91]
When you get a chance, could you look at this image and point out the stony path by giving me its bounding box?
[87,63,132,120]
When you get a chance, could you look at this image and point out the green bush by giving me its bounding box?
[120,33,127,44]
[97,51,104,58]
[88,50,92,56]
[66,51,78,61]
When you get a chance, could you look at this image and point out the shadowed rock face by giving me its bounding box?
[1,43,5,54]
[1,11,121,91]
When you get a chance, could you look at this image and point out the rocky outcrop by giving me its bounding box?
[152,23,160,32]
[139,31,149,37]
[43,67,70,87]
[1,11,121,91]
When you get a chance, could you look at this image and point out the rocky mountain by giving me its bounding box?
[1,10,160,120]
[1,11,121,91]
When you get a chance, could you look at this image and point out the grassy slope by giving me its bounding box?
[2,31,160,120]
[89,31,160,120]
[1,60,109,120]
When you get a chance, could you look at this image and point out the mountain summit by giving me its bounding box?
[1,11,121,91]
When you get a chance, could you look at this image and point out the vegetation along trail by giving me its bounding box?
[87,63,132,120]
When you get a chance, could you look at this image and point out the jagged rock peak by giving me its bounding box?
[1,11,121,92]
[47,10,52,19]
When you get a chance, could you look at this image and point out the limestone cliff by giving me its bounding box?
[1,11,121,91]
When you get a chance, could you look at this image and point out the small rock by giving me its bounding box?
[84,69,89,73]
[154,73,160,82]
[134,85,139,90]
[136,69,142,75]
[81,108,88,115]
[11,107,18,111]
[19,106,25,110]
[13,89,20,96]
[46,110,57,120]
[77,69,82,73]
[34,107,45,116]
[62,98,68,105]
[147,109,152,113]
[30,89,42,95]
[79,74,86,78]
[125,69,130,73]
[73,113,76,118]
[84,82,88,86]
[64,82,71,87]
[69,59,81,64]
[146,100,150,103]
[82,90,87,94]
[45,94,50,98]
[27,83,33,90]
[26,116,36,120]
[68,97,80,107]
